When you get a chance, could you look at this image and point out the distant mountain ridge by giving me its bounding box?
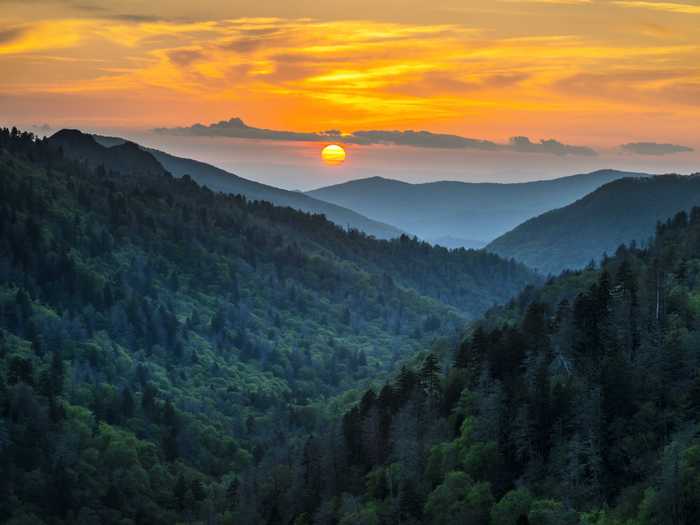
[306,170,652,245]
[487,174,700,275]
[49,130,403,240]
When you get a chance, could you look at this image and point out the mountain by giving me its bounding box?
[49,129,166,176]
[89,133,403,240]
[487,174,700,275]
[0,127,536,524]
[306,170,651,245]
[262,206,700,525]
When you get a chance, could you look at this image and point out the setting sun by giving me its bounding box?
[321,144,346,165]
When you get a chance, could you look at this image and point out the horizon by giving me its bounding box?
[14,123,696,191]
[2,0,699,188]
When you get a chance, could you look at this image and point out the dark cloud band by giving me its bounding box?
[621,142,694,156]
[154,118,598,156]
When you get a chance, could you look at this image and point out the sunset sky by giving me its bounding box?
[1,0,698,188]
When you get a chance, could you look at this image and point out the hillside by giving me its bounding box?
[0,127,536,524]
[60,131,403,240]
[487,174,700,275]
[306,170,650,245]
[230,206,700,524]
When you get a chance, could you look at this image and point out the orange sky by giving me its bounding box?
[0,0,698,161]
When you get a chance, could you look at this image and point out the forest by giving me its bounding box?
[0,127,534,524]
[279,210,700,525]
[3,126,700,524]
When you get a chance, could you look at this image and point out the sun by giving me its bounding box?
[321,144,346,165]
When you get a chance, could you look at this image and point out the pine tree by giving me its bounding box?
[50,348,64,395]
[421,353,441,400]
[174,473,187,512]
[399,480,423,521]
[121,386,135,418]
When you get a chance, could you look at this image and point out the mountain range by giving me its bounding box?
[51,129,699,281]
[50,130,402,240]
[5,125,700,524]
[306,170,651,246]
[54,129,668,255]
[487,174,700,275]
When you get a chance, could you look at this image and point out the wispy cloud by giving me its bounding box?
[553,68,700,107]
[1,7,699,146]
[500,0,592,4]
[154,117,598,156]
[0,27,27,45]
[621,142,694,155]
[614,1,700,14]
[0,20,87,55]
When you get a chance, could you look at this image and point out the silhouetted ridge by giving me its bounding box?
[48,128,165,176]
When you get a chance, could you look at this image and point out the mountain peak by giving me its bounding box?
[50,128,99,145]
[48,128,165,176]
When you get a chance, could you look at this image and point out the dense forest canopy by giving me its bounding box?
[4,125,700,525]
[0,127,535,524]
[282,208,700,525]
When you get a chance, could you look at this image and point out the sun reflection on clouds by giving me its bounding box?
[0,2,698,148]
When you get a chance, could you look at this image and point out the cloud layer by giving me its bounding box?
[154,118,597,156]
[2,2,699,150]
[621,142,694,156]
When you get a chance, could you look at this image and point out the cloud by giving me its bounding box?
[167,49,204,66]
[155,117,335,142]
[614,1,700,14]
[154,117,597,156]
[500,0,592,4]
[6,12,698,140]
[553,69,700,108]
[109,14,165,23]
[0,20,87,55]
[32,123,52,133]
[621,142,694,155]
[509,136,597,156]
[0,28,27,45]
[347,130,501,150]
[389,71,530,96]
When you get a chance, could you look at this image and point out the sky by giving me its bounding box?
[1,0,698,189]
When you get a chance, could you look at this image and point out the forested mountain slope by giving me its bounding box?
[487,174,700,275]
[307,169,649,246]
[89,132,403,240]
[240,207,700,525]
[0,127,535,524]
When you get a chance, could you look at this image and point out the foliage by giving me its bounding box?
[258,205,700,524]
[0,127,535,523]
